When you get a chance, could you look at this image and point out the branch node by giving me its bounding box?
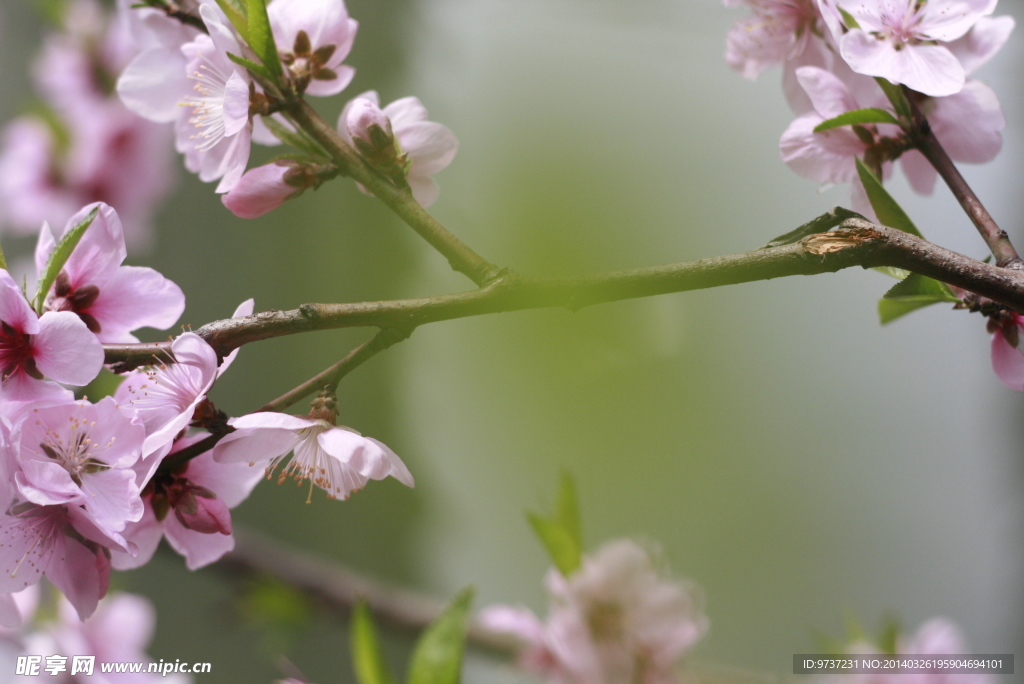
[299,303,321,320]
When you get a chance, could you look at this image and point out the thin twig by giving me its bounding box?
[257,327,412,413]
[104,219,1024,371]
[902,86,1023,270]
[285,99,504,286]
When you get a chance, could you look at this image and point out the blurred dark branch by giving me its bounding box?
[105,217,1024,371]
[221,528,519,656]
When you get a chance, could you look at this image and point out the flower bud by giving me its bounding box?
[345,98,394,154]
[221,162,309,219]
[168,481,233,535]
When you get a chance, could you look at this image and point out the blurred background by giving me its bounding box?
[0,0,1021,681]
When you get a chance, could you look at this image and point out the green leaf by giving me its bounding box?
[878,272,959,324]
[527,472,583,577]
[763,207,863,248]
[245,0,283,78]
[873,77,912,122]
[855,158,923,238]
[813,108,900,132]
[406,588,473,684]
[215,0,249,41]
[872,266,911,280]
[0,240,6,271]
[837,7,859,29]
[262,115,331,160]
[33,206,99,313]
[351,602,399,684]
[876,614,901,656]
[226,52,275,84]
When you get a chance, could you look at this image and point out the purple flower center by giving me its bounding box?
[0,321,40,380]
[49,271,102,333]
[875,1,925,47]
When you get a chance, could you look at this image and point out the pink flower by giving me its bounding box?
[113,433,262,571]
[35,203,185,343]
[11,397,145,535]
[988,311,1024,390]
[0,503,128,620]
[212,412,414,502]
[114,333,220,459]
[821,0,998,96]
[0,270,104,405]
[779,66,896,185]
[268,0,358,97]
[725,0,823,79]
[221,162,311,219]
[175,5,254,193]
[480,539,708,684]
[339,92,459,207]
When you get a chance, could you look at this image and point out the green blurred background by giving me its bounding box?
[1,0,1022,681]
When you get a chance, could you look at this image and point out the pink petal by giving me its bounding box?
[917,0,998,42]
[164,514,236,570]
[948,15,1015,75]
[46,534,107,620]
[402,122,459,177]
[211,426,302,465]
[990,329,1024,390]
[222,163,296,219]
[223,71,252,137]
[116,48,191,123]
[383,96,428,131]
[477,605,547,644]
[218,298,255,375]
[929,80,1004,163]
[900,149,937,195]
[88,266,185,343]
[794,66,859,121]
[111,506,163,571]
[840,32,965,96]
[0,270,39,335]
[32,311,104,386]
[59,203,127,291]
[779,114,864,184]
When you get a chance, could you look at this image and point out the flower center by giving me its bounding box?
[48,271,102,333]
[38,415,111,486]
[0,321,39,380]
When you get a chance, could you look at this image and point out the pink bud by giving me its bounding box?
[345,98,394,151]
[221,162,305,219]
[170,483,233,535]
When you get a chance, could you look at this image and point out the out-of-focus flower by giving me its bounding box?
[339,92,459,207]
[480,538,707,684]
[268,0,358,96]
[988,310,1024,390]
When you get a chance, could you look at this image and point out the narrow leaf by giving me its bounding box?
[245,0,283,78]
[527,473,583,577]
[0,240,6,271]
[215,0,249,42]
[33,206,98,313]
[874,77,912,122]
[351,602,399,684]
[406,588,473,684]
[855,158,923,238]
[878,272,958,324]
[837,7,860,29]
[262,115,331,160]
[873,266,910,280]
[813,108,900,132]
[763,207,863,248]
[226,52,274,85]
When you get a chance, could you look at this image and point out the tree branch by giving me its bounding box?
[902,86,1023,270]
[105,219,1024,372]
[285,99,504,286]
[257,327,412,413]
[221,528,519,656]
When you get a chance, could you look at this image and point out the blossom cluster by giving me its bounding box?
[0,202,413,626]
[115,0,459,218]
[2,586,189,683]
[0,0,176,252]
[480,539,708,684]
[725,0,1014,214]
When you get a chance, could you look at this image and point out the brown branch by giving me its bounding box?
[220,528,519,656]
[902,86,1022,270]
[105,219,1024,372]
[257,327,412,413]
